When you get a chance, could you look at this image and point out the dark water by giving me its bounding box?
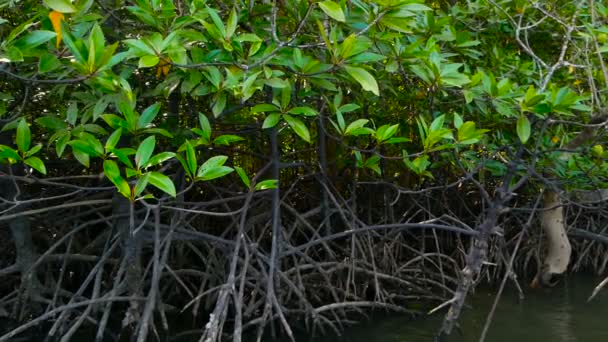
[303,275,608,342]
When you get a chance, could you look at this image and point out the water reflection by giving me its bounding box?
[307,275,608,342]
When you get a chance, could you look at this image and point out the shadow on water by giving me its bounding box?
[287,275,608,342]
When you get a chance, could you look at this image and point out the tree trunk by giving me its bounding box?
[533,190,572,286]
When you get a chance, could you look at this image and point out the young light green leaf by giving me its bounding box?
[318,1,345,22]
[135,136,156,169]
[149,171,176,197]
[517,115,531,144]
[343,66,379,96]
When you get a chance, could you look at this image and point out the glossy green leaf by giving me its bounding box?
[283,114,311,142]
[145,152,175,168]
[103,160,131,199]
[213,135,244,146]
[148,171,176,197]
[24,156,46,175]
[105,128,122,153]
[138,103,160,128]
[135,135,156,169]
[235,166,251,188]
[185,140,197,175]
[134,172,151,197]
[16,119,31,153]
[255,179,278,191]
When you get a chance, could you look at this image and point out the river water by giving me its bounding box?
[303,275,608,342]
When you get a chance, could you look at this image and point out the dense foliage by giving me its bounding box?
[1,0,608,341]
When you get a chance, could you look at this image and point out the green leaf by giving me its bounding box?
[118,101,138,131]
[139,55,160,68]
[198,112,212,141]
[149,171,176,197]
[517,115,531,144]
[226,8,238,38]
[16,119,31,153]
[39,53,62,73]
[235,166,251,188]
[0,146,21,161]
[457,121,476,142]
[213,135,244,146]
[185,140,197,175]
[138,103,160,128]
[212,92,226,117]
[101,114,127,130]
[265,78,289,88]
[196,155,233,180]
[318,1,345,22]
[263,113,281,129]
[24,157,46,175]
[44,0,77,13]
[66,102,78,126]
[105,128,122,153]
[135,136,156,169]
[344,119,369,136]
[112,148,135,168]
[69,139,100,157]
[36,116,67,130]
[255,179,278,191]
[343,66,379,96]
[61,24,86,64]
[252,104,279,113]
[453,113,463,129]
[288,107,318,116]
[145,152,175,168]
[103,160,131,199]
[134,172,151,197]
[283,114,311,142]
[14,30,56,50]
[25,144,42,158]
[56,132,70,157]
[198,155,227,173]
[198,165,234,181]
